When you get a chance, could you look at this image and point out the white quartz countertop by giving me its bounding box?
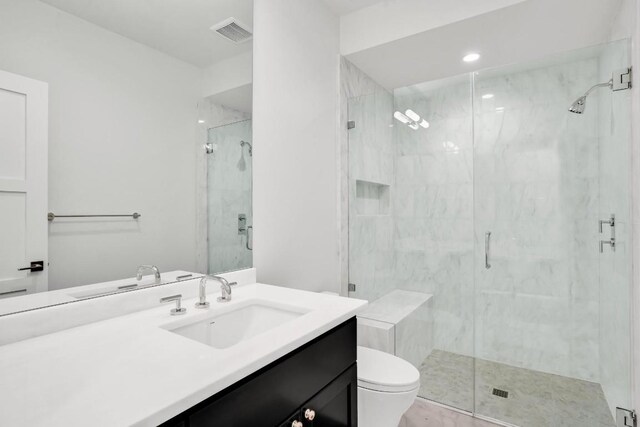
[0,283,366,427]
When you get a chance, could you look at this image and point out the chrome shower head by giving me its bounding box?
[568,79,613,114]
[568,96,586,114]
[568,68,631,114]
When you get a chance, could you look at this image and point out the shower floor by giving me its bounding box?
[418,350,615,427]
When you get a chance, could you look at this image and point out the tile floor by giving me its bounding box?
[399,398,498,427]
[416,350,615,427]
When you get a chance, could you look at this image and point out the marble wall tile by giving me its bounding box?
[357,317,395,353]
[396,296,435,368]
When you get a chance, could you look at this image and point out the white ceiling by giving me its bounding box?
[323,0,386,16]
[345,0,625,89]
[38,0,253,68]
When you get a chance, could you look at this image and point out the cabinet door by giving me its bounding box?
[186,320,356,427]
[279,412,302,427]
[301,365,358,427]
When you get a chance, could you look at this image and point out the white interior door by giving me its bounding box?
[0,69,48,298]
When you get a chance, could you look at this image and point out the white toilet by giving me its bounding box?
[357,346,420,427]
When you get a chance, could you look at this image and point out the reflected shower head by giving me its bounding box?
[237,140,252,171]
[240,140,252,156]
[569,96,586,114]
[237,153,246,171]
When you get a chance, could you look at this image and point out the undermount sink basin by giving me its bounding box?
[165,302,308,349]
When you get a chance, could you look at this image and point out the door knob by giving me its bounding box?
[304,409,316,421]
[18,261,44,272]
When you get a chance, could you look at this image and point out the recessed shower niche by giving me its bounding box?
[355,180,390,216]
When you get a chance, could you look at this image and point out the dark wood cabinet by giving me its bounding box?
[279,366,357,427]
[160,318,357,427]
[279,412,302,427]
[299,365,357,427]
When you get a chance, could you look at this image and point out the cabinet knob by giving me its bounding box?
[291,421,303,427]
[304,409,316,421]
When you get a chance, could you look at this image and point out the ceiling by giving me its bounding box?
[38,0,253,68]
[345,0,625,89]
[323,0,386,16]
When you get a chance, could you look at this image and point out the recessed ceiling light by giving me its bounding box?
[198,119,205,124]
[419,119,430,129]
[482,93,494,99]
[495,107,505,112]
[463,53,480,63]
[408,123,420,130]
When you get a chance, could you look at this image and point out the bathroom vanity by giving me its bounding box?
[0,276,365,427]
[161,318,357,427]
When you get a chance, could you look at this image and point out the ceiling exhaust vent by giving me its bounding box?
[211,18,253,43]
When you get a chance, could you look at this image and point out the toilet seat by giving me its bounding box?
[357,346,420,393]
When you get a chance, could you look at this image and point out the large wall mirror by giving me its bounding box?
[0,0,254,316]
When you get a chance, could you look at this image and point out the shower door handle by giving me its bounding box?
[485,232,492,269]
[246,226,253,251]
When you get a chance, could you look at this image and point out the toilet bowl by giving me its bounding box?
[357,346,420,427]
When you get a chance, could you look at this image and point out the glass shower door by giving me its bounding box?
[207,119,253,274]
[347,76,477,413]
[595,39,633,423]
[347,91,395,304]
[472,41,632,427]
[392,76,476,413]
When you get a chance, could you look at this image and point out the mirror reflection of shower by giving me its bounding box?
[237,140,252,171]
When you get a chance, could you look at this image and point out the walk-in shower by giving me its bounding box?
[345,40,633,427]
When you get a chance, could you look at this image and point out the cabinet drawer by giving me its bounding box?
[184,318,356,427]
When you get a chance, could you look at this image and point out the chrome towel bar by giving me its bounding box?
[48,212,141,221]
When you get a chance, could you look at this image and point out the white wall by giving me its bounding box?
[340,0,524,55]
[252,0,341,292]
[0,0,202,289]
[202,51,253,99]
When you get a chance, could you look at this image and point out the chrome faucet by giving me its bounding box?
[136,265,161,284]
[195,275,237,308]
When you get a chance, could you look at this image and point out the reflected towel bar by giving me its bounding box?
[48,212,141,221]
